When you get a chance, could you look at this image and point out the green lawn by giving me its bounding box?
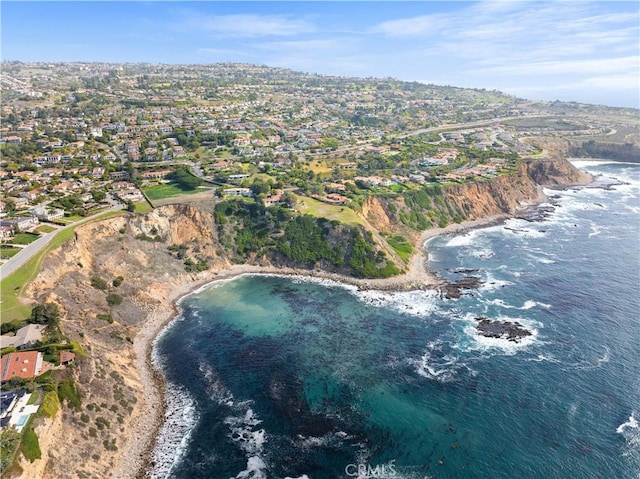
[35,225,57,234]
[143,183,207,201]
[1,210,122,324]
[0,246,22,259]
[293,194,365,226]
[134,201,153,214]
[9,233,40,245]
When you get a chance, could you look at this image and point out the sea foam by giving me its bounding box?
[146,383,199,479]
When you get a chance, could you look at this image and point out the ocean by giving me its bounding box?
[150,161,639,479]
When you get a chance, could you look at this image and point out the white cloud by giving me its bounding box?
[256,39,347,53]
[583,74,640,90]
[371,14,443,37]
[178,13,315,38]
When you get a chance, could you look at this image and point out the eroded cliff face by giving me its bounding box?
[525,158,593,186]
[23,204,221,479]
[444,162,540,218]
[361,158,590,237]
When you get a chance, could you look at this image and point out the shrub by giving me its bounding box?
[58,378,81,409]
[95,417,110,431]
[91,277,108,290]
[97,313,114,324]
[38,391,60,419]
[106,294,123,307]
[112,276,124,287]
[1,429,21,472]
[20,427,41,462]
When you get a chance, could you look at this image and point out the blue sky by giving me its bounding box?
[2,1,639,107]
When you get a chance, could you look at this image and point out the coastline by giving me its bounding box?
[120,208,526,478]
[124,169,609,478]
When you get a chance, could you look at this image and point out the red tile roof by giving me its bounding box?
[60,351,76,364]
[0,352,40,381]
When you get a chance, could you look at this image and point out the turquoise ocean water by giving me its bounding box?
[150,161,639,479]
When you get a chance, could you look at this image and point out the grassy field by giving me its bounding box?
[306,160,331,175]
[0,246,22,259]
[134,201,153,214]
[293,194,365,226]
[143,183,210,201]
[9,233,40,245]
[0,211,122,324]
[35,225,57,234]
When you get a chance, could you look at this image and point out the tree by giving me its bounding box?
[169,166,203,190]
[250,178,271,196]
[91,189,106,202]
[30,303,60,327]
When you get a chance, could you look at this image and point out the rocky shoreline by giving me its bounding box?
[120,210,535,478]
[18,161,595,478]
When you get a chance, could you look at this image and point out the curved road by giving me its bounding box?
[0,203,124,281]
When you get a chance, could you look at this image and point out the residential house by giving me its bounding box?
[29,206,64,221]
[59,351,76,366]
[0,390,40,433]
[0,351,48,381]
[141,170,171,180]
[0,216,38,231]
[0,225,14,241]
[324,193,348,205]
[223,188,253,197]
[0,324,46,350]
[109,171,130,180]
[263,190,283,207]
[118,188,144,202]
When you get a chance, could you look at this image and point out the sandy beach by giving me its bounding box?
[113,209,520,478]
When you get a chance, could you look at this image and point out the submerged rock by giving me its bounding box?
[439,276,484,299]
[475,317,532,342]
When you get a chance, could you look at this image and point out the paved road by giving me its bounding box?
[0,204,124,281]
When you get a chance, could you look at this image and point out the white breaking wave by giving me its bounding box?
[146,384,199,479]
[198,361,271,479]
[412,340,467,382]
[235,456,267,479]
[290,274,443,318]
[588,225,603,237]
[446,233,477,247]
[148,314,200,479]
[526,354,561,363]
[485,298,551,310]
[617,412,640,458]
[354,288,441,317]
[200,362,234,406]
[226,408,268,479]
[479,272,513,292]
[562,346,612,372]
[617,413,639,435]
[468,247,495,260]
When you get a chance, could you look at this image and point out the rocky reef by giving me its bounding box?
[475,318,532,342]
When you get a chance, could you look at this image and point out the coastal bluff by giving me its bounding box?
[17,157,589,479]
